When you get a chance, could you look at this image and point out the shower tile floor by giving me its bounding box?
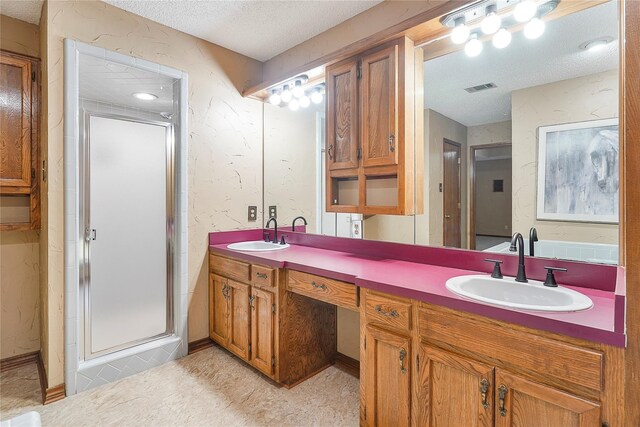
[0,346,359,426]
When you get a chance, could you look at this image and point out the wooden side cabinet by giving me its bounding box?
[0,50,40,231]
[208,274,250,361]
[249,286,275,376]
[325,37,422,216]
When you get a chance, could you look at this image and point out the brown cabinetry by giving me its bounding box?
[249,286,275,376]
[0,50,40,230]
[325,37,422,215]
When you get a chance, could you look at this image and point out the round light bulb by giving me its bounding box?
[587,40,608,52]
[288,99,299,111]
[311,89,323,104]
[523,17,545,39]
[492,28,512,49]
[292,80,305,98]
[268,90,281,106]
[133,92,158,101]
[299,95,310,108]
[481,12,501,35]
[514,0,538,23]
[464,34,483,57]
[281,85,292,103]
[450,18,470,44]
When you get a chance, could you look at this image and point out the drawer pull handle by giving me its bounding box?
[399,348,407,374]
[480,378,490,409]
[311,281,327,291]
[498,384,508,416]
[375,305,399,318]
[256,272,268,280]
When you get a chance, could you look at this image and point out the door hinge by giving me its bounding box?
[248,343,252,353]
[416,354,420,371]
[356,62,362,79]
[357,147,362,159]
[363,406,367,420]
[272,303,276,314]
[31,71,36,82]
[272,356,276,367]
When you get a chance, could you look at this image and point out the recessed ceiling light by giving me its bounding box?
[579,37,615,52]
[133,92,158,101]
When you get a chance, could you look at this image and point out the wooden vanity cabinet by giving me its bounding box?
[325,37,422,216]
[249,286,275,376]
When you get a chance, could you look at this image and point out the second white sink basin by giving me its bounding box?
[445,275,593,312]
[227,241,290,252]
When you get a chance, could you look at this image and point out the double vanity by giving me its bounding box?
[208,228,625,426]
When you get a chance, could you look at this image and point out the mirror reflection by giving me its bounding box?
[263,0,619,265]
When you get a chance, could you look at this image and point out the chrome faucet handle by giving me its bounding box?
[484,259,504,279]
[543,266,567,287]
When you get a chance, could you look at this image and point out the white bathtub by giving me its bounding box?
[484,239,618,265]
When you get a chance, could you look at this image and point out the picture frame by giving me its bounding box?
[536,118,619,223]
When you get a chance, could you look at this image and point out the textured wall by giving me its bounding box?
[0,14,41,360]
[263,103,319,232]
[511,70,619,244]
[42,0,263,386]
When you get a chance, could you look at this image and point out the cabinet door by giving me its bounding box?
[249,287,275,376]
[495,370,601,427]
[209,274,228,346]
[360,45,398,168]
[416,344,494,427]
[364,325,411,427]
[226,279,250,361]
[0,53,32,189]
[326,60,359,171]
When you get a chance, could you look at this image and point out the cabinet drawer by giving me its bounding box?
[209,253,250,283]
[287,270,358,310]
[365,291,412,331]
[251,265,275,288]
[418,305,604,393]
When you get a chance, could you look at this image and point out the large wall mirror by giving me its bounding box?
[263,0,620,267]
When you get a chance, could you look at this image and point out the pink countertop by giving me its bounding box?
[209,229,626,347]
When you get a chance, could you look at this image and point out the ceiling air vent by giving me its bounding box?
[464,82,497,93]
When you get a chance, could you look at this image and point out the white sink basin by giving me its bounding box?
[445,274,593,312]
[227,240,290,252]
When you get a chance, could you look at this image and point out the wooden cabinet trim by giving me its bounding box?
[365,290,412,331]
[251,264,275,288]
[287,269,358,310]
[326,59,359,172]
[209,253,251,283]
[226,279,251,361]
[250,287,275,376]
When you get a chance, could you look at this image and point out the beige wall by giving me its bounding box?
[474,158,512,236]
[264,103,319,233]
[511,69,619,244]
[42,0,263,386]
[0,15,41,360]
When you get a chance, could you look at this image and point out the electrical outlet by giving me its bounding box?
[247,206,257,222]
[269,205,277,219]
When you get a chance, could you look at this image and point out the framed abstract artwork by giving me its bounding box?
[536,118,619,223]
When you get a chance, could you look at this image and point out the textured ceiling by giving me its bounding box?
[424,1,619,127]
[0,0,43,24]
[101,0,381,61]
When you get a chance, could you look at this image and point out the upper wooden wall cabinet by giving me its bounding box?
[325,37,423,215]
[0,50,40,231]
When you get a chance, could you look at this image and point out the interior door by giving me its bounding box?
[360,45,398,168]
[326,59,359,171]
[443,139,461,247]
[0,53,32,189]
[86,115,170,357]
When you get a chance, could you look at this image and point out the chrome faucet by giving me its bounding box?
[265,217,278,244]
[292,216,307,231]
[529,227,539,257]
[509,232,527,283]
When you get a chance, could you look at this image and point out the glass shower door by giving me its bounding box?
[84,115,173,358]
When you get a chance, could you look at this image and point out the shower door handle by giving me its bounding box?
[86,228,96,241]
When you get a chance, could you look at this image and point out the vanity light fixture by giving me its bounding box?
[280,85,293,103]
[481,4,501,35]
[450,17,470,44]
[465,34,483,57]
[268,89,281,106]
[514,0,538,23]
[523,16,546,39]
[492,28,512,49]
[299,94,311,108]
[311,84,325,104]
[288,98,300,111]
[133,92,158,101]
[292,80,305,98]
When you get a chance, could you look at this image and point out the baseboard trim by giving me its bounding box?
[0,351,40,372]
[188,337,215,355]
[334,352,360,379]
[43,384,65,405]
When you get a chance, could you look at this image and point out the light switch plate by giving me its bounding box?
[269,206,277,219]
[247,206,257,222]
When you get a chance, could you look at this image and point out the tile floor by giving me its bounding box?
[0,346,359,426]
